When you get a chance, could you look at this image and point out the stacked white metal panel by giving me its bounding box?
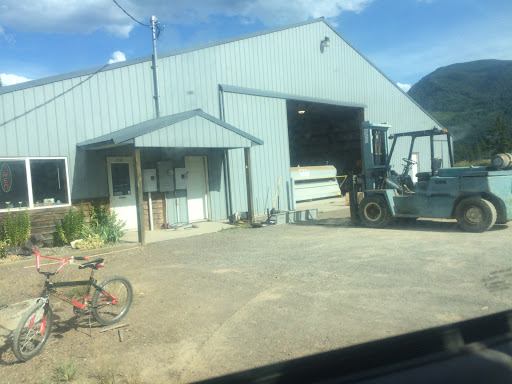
[291,166,342,202]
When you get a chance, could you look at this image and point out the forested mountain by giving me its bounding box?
[408,59,512,161]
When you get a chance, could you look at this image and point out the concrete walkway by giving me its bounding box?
[120,197,348,245]
[120,220,233,244]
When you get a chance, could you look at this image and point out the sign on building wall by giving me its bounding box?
[1,163,12,193]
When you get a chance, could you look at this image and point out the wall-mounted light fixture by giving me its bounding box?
[320,36,330,53]
[298,110,306,114]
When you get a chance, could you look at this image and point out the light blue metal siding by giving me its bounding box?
[224,94,290,214]
[0,61,155,198]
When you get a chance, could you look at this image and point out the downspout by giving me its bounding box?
[151,15,161,118]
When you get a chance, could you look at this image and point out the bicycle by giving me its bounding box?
[12,250,133,361]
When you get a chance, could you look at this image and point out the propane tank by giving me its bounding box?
[491,153,512,170]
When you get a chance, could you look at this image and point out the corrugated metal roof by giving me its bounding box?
[0,18,326,96]
[76,109,263,150]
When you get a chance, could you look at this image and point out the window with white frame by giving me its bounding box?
[0,158,70,210]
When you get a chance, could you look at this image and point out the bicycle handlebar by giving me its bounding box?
[33,250,89,275]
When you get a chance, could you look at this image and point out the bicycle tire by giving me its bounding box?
[12,301,53,361]
[92,276,133,326]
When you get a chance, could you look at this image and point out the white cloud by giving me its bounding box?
[0,0,136,37]
[0,0,374,38]
[154,0,375,26]
[0,73,31,86]
[397,83,411,92]
[108,51,127,64]
[0,24,15,44]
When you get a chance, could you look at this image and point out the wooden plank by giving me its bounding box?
[134,149,145,245]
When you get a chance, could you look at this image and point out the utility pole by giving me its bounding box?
[150,15,161,118]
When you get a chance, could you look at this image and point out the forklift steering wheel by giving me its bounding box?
[403,158,417,165]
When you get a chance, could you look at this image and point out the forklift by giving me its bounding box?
[350,122,512,232]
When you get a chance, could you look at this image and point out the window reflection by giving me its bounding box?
[0,161,29,209]
[111,163,131,196]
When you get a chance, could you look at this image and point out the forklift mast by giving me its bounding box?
[361,122,391,190]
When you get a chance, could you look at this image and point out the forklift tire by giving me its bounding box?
[359,196,392,228]
[455,197,497,233]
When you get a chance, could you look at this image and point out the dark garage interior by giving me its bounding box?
[286,100,364,176]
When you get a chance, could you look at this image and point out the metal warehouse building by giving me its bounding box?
[0,18,446,240]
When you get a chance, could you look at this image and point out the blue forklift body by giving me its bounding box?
[354,122,512,230]
[367,167,512,222]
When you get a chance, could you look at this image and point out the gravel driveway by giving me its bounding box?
[1,208,511,383]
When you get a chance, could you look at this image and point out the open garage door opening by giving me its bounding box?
[286,100,364,201]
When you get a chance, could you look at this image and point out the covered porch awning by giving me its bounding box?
[77,108,263,150]
[76,109,262,245]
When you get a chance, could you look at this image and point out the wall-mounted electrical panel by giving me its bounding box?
[157,161,174,192]
[174,168,188,190]
[142,169,158,192]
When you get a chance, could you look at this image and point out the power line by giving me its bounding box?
[112,0,150,28]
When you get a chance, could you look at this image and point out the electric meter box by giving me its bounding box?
[142,169,158,192]
[175,168,187,190]
[157,161,174,192]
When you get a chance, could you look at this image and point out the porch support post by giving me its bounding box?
[244,147,254,224]
[134,148,146,245]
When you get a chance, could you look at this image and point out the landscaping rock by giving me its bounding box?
[70,239,82,249]
[20,239,34,254]
[30,234,45,247]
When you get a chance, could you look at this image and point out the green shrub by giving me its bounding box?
[62,206,85,242]
[52,221,68,247]
[94,210,126,243]
[0,240,7,258]
[52,206,85,247]
[89,203,109,228]
[88,203,126,244]
[0,208,31,247]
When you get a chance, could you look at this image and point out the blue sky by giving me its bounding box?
[1,0,511,92]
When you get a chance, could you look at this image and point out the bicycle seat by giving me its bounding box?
[78,258,105,269]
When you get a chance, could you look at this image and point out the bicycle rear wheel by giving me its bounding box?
[12,301,53,361]
[92,276,133,326]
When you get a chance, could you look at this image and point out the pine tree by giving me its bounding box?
[486,116,512,155]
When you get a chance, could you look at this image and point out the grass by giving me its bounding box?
[94,367,142,384]
[54,359,79,382]
[0,254,23,263]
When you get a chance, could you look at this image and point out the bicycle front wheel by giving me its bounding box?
[12,301,53,361]
[92,276,133,326]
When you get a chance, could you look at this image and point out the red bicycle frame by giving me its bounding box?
[33,251,108,310]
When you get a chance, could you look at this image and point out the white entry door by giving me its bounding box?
[185,156,209,222]
[107,157,138,230]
